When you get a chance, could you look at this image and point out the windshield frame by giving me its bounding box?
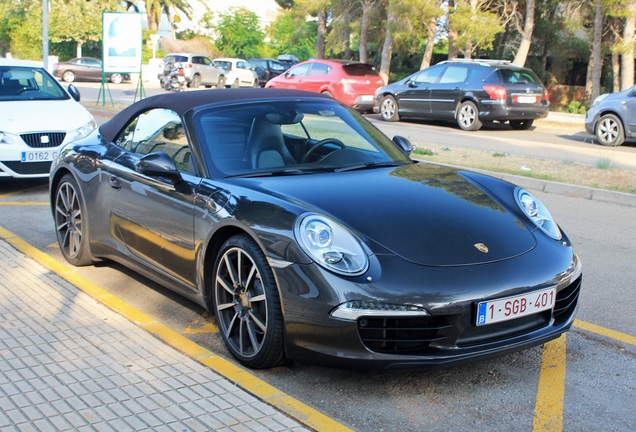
[0,66,70,102]
[191,99,412,179]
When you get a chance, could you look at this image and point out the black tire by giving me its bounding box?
[380,95,400,122]
[191,74,201,88]
[211,235,285,369]
[509,119,534,130]
[595,114,625,146]
[456,101,482,131]
[54,174,93,266]
[216,76,226,88]
[109,73,123,84]
[62,71,75,83]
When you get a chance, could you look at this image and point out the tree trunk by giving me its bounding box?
[76,41,82,58]
[585,54,594,105]
[420,15,436,69]
[613,50,620,92]
[359,2,370,63]
[591,0,603,102]
[512,0,535,66]
[621,4,636,90]
[316,11,328,59]
[379,9,395,84]
[447,0,457,59]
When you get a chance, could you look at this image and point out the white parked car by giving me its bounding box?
[213,58,259,88]
[0,58,96,179]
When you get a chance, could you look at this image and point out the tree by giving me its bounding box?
[449,0,504,58]
[49,0,105,58]
[215,7,265,59]
[512,0,536,66]
[267,9,317,60]
[620,1,635,89]
[145,0,194,36]
[295,0,333,58]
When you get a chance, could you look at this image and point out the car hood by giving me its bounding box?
[0,99,93,134]
[242,163,537,267]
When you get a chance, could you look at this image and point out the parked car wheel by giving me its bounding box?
[54,174,93,266]
[216,76,226,88]
[510,119,534,130]
[457,101,482,131]
[212,234,285,369]
[191,74,201,88]
[380,95,400,122]
[109,73,123,84]
[252,79,259,88]
[230,79,240,88]
[62,71,75,83]
[595,113,625,146]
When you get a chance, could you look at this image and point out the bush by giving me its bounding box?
[563,100,587,115]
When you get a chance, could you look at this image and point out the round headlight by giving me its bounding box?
[294,213,369,276]
[515,188,561,240]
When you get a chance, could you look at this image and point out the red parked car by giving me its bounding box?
[265,59,385,112]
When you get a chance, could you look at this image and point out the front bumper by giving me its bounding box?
[274,243,582,369]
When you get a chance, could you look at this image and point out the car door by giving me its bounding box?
[301,62,332,94]
[236,60,255,86]
[623,87,636,135]
[397,64,445,118]
[198,56,219,85]
[104,108,201,291]
[428,65,469,119]
[276,63,311,90]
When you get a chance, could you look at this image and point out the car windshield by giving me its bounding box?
[0,66,69,101]
[193,100,412,178]
[497,68,541,84]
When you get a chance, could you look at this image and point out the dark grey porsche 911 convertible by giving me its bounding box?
[49,89,582,369]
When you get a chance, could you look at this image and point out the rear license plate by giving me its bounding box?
[514,95,539,104]
[476,287,556,326]
[21,150,57,163]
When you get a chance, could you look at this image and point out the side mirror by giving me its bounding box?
[392,135,413,155]
[67,84,81,102]
[137,152,182,184]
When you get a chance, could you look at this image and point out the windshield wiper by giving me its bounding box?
[335,161,405,172]
[226,168,307,178]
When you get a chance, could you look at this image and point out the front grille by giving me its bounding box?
[553,275,582,323]
[358,316,451,354]
[1,161,52,175]
[20,132,66,148]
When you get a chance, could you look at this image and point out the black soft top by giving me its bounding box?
[99,88,330,143]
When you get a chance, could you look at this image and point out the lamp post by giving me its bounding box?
[150,34,160,59]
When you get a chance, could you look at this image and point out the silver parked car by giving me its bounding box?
[159,53,226,89]
[585,85,636,146]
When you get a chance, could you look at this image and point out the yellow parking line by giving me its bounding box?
[0,202,48,205]
[574,319,636,346]
[533,335,567,432]
[0,226,353,432]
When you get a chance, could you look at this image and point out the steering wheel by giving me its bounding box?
[301,138,345,163]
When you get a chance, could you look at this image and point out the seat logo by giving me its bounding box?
[474,243,489,253]
[40,135,50,144]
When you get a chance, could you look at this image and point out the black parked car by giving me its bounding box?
[50,89,581,370]
[374,59,550,131]
[248,58,287,87]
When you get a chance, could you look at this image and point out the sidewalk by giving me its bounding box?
[0,238,310,432]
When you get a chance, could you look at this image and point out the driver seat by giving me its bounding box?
[248,117,296,169]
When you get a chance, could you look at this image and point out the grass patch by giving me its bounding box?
[492,152,508,158]
[414,148,436,156]
[413,142,636,194]
[595,157,613,170]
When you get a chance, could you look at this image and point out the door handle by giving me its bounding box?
[109,175,122,190]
